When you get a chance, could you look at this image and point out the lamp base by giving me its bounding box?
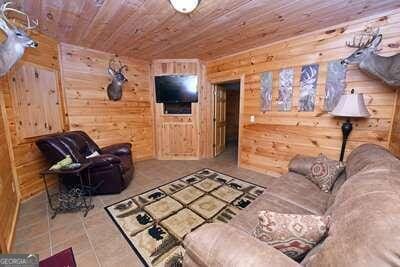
[340,119,353,162]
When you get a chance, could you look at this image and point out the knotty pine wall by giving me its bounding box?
[60,43,154,160]
[206,10,400,175]
[0,32,67,199]
[0,81,19,252]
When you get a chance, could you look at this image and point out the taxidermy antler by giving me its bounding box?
[0,2,38,76]
[107,57,128,101]
[341,27,400,86]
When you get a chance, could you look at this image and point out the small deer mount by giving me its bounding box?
[107,57,128,101]
[0,2,38,77]
[341,27,400,87]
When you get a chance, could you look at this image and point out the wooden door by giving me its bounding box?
[9,62,63,141]
[214,85,226,156]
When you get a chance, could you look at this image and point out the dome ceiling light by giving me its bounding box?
[169,0,200,14]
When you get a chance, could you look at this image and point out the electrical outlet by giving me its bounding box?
[250,115,255,123]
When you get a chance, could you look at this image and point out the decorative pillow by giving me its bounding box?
[49,155,73,170]
[288,155,317,176]
[307,154,345,192]
[253,211,330,260]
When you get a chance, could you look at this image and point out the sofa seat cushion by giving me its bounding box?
[183,223,300,267]
[264,172,330,215]
[229,191,315,236]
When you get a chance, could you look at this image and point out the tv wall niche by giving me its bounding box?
[152,59,213,160]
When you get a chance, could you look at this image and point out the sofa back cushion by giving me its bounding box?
[345,144,400,178]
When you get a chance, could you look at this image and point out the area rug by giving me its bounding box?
[105,168,266,267]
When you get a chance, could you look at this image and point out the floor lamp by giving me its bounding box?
[329,89,370,162]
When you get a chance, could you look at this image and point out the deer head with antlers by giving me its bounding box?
[0,2,38,77]
[107,58,128,101]
[341,28,400,87]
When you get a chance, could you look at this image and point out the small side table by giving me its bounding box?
[40,162,95,219]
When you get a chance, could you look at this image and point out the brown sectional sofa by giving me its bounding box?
[183,144,400,266]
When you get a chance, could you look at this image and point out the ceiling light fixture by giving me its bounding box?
[169,0,200,14]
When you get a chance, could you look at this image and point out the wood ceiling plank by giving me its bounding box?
[20,0,42,23]
[79,0,136,48]
[98,0,174,53]
[87,0,147,50]
[16,0,400,60]
[37,0,64,38]
[205,14,399,75]
[116,0,254,55]
[133,0,274,57]
[147,0,307,58]
[62,0,101,43]
[149,0,382,59]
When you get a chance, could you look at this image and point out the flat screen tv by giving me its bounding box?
[155,75,198,103]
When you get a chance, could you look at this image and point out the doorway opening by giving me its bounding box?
[213,79,241,163]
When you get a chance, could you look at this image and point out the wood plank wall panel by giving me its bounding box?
[199,64,214,158]
[152,59,213,159]
[206,11,400,176]
[1,32,66,199]
[60,43,154,160]
[0,79,19,252]
[389,90,400,157]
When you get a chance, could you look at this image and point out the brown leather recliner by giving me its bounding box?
[36,131,134,194]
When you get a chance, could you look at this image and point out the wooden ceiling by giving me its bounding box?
[12,0,400,60]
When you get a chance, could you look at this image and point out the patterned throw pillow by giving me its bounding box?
[288,155,317,176]
[307,154,345,192]
[254,211,330,260]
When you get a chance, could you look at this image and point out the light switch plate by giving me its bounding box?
[250,115,255,123]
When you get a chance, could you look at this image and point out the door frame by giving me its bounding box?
[211,75,245,167]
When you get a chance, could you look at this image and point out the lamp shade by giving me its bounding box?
[169,0,200,13]
[329,92,370,118]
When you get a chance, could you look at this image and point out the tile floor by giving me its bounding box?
[12,145,277,266]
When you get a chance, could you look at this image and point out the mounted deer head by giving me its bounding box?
[107,57,128,101]
[0,2,38,77]
[341,28,400,87]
